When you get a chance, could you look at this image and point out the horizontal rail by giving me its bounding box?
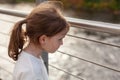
[67,34,120,48]
[0,56,15,64]
[57,50,120,73]
[0,67,12,75]
[67,17,120,34]
[0,7,120,34]
[49,64,84,80]
[0,7,28,17]
[0,18,16,23]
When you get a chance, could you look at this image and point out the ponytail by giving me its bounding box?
[8,19,26,61]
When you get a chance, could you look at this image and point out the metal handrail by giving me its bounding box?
[0,7,28,17]
[0,67,12,75]
[49,64,84,80]
[0,7,120,34]
[57,50,120,73]
[67,17,120,34]
[67,34,120,48]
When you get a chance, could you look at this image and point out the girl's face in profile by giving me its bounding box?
[41,28,69,53]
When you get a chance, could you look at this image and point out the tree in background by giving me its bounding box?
[49,0,120,23]
[49,0,120,14]
[1,0,119,23]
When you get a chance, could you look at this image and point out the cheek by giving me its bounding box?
[49,42,61,53]
[42,37,62,53]
[55,42,62,50]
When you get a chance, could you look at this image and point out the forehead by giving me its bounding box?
[49,28,68,39]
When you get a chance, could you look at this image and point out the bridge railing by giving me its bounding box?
[0,6,120,80]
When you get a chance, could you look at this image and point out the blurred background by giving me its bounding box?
[0,0,120,23]
[0,0,120,80]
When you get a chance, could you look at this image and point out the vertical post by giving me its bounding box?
[35,0,48,72]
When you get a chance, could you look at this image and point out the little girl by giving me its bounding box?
[8,1,70,80]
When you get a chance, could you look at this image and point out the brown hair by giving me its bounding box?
[8,1,70,61]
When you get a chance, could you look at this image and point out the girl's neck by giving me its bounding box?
[23,43,43,58]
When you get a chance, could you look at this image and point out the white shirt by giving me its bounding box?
[13,51,48,80]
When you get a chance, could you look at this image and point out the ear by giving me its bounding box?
[38,35,48,45]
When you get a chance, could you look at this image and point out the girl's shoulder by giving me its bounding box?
[17,51,43,68]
